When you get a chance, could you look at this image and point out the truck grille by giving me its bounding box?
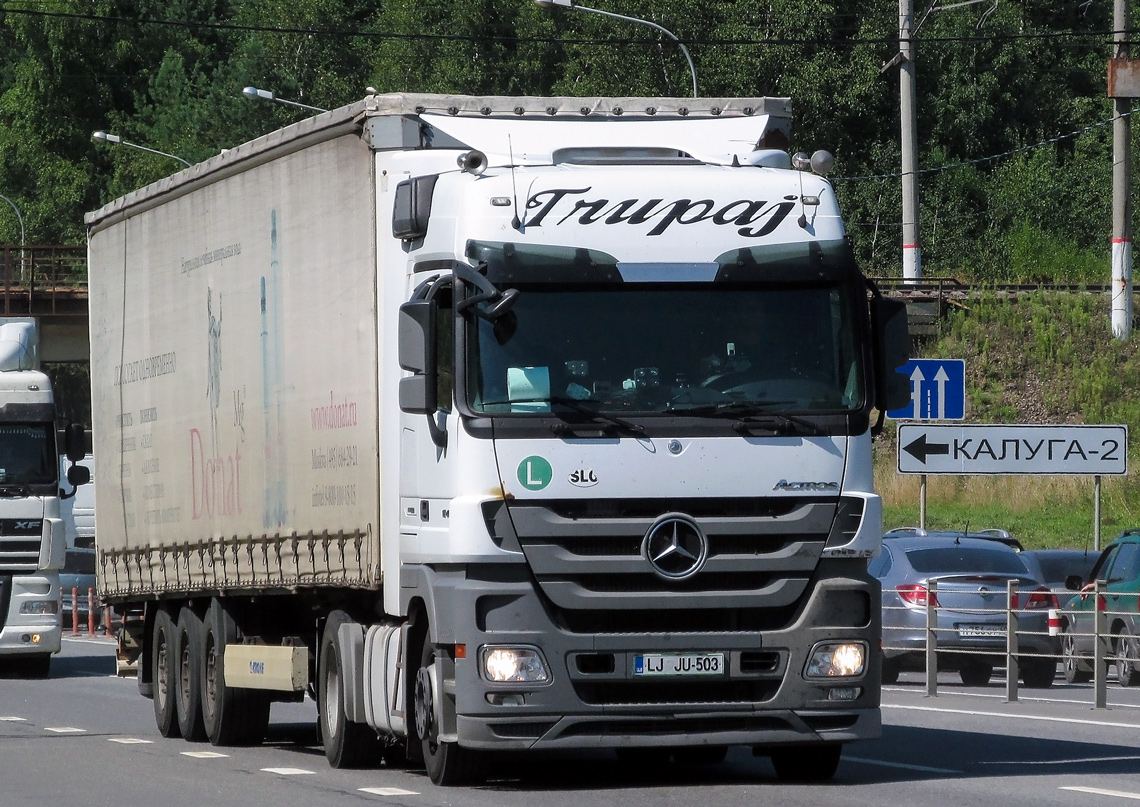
[501,498,834,613]
[0,519,43,573]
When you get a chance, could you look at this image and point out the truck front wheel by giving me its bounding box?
[202,599,270,746]
[412,631,483,786]
[318,610,380,768]
[151,607,181,738]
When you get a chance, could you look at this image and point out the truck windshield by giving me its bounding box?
[466,281,865,416]
[0,423,56,485]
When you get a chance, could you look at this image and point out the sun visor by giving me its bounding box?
[421,113,777,167]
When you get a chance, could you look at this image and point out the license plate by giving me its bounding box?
[634,652,725,676]
[957,624,1005,638]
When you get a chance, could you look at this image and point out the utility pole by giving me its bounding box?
[1110,0,1133,340]
[899,0,922,282]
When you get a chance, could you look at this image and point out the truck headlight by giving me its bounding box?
[481,646,550,683]
[20,600,59,616]
[805,641,867,678]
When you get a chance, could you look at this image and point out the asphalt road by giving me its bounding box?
[2,639,1139,807]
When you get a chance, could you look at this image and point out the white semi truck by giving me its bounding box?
[85,94,910,784]
[0,318,89,677]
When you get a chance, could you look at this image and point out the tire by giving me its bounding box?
[769,743,842,782]
[881,656,901,685]
[175,605,207,742]
[318,610,381,769]
[151,607,181,738]
[14,654,51,679]
[1115,626,1139,688]
[958,659,993,687]
[1021,658,1057,689]
[202,599,270,746]
[412,625,483,786]
[1062,629,1092,684]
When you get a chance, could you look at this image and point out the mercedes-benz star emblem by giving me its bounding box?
[642,513,709,581]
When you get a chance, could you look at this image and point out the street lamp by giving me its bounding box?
[91,131,192,168]
[242,86,328,114]
[534,0,698,97]
[0,193,26,283]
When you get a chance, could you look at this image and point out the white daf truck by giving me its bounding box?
[85,94,910,784]
[0,318,89,677]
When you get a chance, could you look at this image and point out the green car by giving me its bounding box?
[1061,528,1140,686]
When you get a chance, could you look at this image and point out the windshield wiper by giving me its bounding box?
[669,401,823,435]
[482,396,646,437]
[0,483,31,497]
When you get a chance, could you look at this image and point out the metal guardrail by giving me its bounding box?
[882,579,1131,708]
[0,245,87,317]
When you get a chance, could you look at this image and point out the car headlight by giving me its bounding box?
[480,646,550,683]
[805,641,867,678]
[20,600,59,616]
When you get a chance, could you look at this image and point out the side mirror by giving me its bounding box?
[67,464,91,487]
[64,422,86,463]
[871,297,912,412]
[398,299,433,375]
[1065,574,1084,592]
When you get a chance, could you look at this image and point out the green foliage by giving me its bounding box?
[881,292,1140,548]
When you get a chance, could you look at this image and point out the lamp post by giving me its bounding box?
[242,86,328,114]
[0,193,26,283]
[92,131,192,168]
[534,0,698,97]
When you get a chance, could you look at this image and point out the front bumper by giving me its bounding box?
[404,560,881,751]
[0,574,62,656]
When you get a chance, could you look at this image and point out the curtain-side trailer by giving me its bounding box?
[86,94,910,785]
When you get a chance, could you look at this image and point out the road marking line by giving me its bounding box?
[884,703,1140,730]
[1062,786,1140,801]
[182,751,229,758]
[0,717,27,722]
[844,755,961,774]
[359,788,420,796]
[261,767,315,776]
[885,685,1140,710]
[44,727,86,733]
[108,738,153,744]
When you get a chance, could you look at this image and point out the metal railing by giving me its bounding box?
[0,244,87,316]
[883,579,1132,708]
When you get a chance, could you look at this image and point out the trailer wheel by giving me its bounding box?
[319,611,380,768]
[769,743,842,782]
[151,607,181,738]
[202,599,270,746]
[413,630,483,786]
[175,605,207,742]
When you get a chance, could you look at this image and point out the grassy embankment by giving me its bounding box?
[877,289,1140,549]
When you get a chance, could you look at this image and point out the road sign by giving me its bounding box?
[887,359,965,420]
[897,424,1129,475]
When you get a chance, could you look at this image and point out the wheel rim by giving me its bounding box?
[155,632,169,709]
[1120,632,1135,680]
[414,663,435,747]
[324,652,342,736]
[179,640,192,713]
[204,636,218,722]
[1063,634,1078,673]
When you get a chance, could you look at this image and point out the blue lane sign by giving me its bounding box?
[887,359,965,421]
